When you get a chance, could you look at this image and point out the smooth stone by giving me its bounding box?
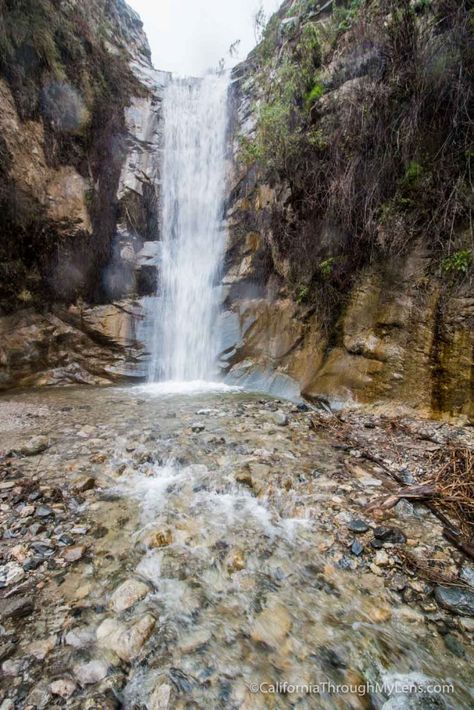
[96,614,156,662]
[149,683,172,710]
[435,586,474,616]
[50,679,77,699]
[62,545,86,562]
[74,659,109,685]
[271,410,288,426]
[351,541,364,556]
[17,436,49,456]
[28,635,57,660]
[348,519,369,534]
[64,626,96,649]
[251,604,292,649]
[178,628,211,653]
[110,578,149,613]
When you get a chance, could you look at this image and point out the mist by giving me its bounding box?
[128,0,281,76]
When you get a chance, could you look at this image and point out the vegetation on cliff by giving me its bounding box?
[238,0,473,309]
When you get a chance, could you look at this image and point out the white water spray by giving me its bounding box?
[148,74,229,383]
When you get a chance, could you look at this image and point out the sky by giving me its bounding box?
[128,0,281,76]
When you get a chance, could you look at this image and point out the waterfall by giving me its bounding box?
[148,73,229,384]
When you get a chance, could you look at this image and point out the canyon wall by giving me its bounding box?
[220,0,473,421]
[0,0,167,388]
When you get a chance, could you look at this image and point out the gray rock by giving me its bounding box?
[374,526,406,544]
[351,541,364,556]
[0,562,25,587]
[50,678,77,699]
[0,596,34,622]
[74,659,109,685]
[459,563,474,589]
[271,410,288,426]
[17,435,49,456]
[435,586,474,616]
[443,633,465,657]
[109,578,149,613]
[348,518,369,534]
[96,614,156,662]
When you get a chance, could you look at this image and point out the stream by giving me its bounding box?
[0,385,472,709]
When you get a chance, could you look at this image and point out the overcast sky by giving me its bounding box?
[128,0,281,76]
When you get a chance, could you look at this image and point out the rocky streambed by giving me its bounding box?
[0,386,473,709]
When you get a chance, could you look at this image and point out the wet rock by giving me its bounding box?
[0,561,25,587]
[96,614,156,662]
[62,545,86,562]
[28,635,57,660]
[251,604,292,649]
[36,505,54,518]
[370,607,392,623]
[26,682,51,709]
[459,563,474,589]
[0,596,33,622]
[110,578,149,613]
[17,436,49,456]
[271,410,289,426]
[144,529,173,548]
[74,476,96,493]
[74,659,109,685]
[50,679,77,699]
[373,526,407,544]
[149,683,172,710]
[435,586,474,616]
[227,550,245,572]
[348,519,369,534]
[235,468,253,488]
[65,626,96,649]
[443,633,465,657]
[178,628,211,653]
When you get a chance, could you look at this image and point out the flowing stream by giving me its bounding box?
[148,73,229,384]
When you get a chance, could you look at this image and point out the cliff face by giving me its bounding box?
[222,0,473,421]
[0,0,167,388]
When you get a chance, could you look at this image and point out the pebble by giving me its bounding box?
[28,635,57,660]
[373,526,406,544]
[50,679,77,699]
[17,436,49,456]
[351,541,364,556]
[374,550,390,566]
[149,683,172,710]
[96,614,156,662]
[459,563,474,589]
[74,659,109,685]
[271,411,289,426]
[62,545,86,562]
[110,578,149,613]
[348,519,369,534]
[65,626,96,649]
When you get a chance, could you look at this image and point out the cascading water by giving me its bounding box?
[148,73,229,384]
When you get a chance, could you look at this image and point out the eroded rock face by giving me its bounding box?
[222,9,474,422]
[0,304,147,390]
